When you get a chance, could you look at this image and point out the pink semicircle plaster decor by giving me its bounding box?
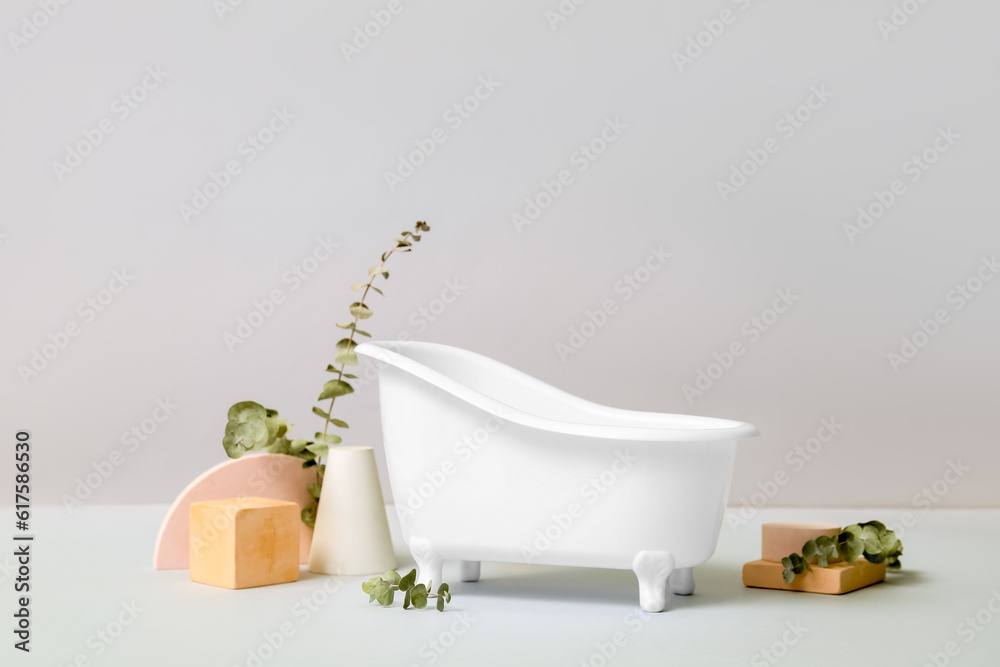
[154,453,316,569]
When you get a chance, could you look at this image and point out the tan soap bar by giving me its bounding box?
[762,522,841,563]
[743,558,885,594]
[190,497,300,590]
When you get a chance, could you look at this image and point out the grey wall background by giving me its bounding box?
[1,0,997,513]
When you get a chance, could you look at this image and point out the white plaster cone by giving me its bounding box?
[307,446,397,575]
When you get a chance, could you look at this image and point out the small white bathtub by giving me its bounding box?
[356,341,758,612]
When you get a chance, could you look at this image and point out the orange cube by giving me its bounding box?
[189,497,299,589]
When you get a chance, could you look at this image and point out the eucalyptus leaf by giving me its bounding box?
[838,528,864,562]
[313,432,342,445]
[305,443,329,457]
[264,415,287,445]
[411,584,428,609]
[264,438,291,455]
[223,419,269,458]
[301,504,316,529]
[399,569,416,592]
[307,482,322,499]
[373,580,392,606]
[349,302,374,319]
[362,578,380,595]
[318,379,354,400]
[227,401,267,423]
[382,570,401,586]
[817,537,836,567]
[859,525,884,555]
[335,338,359,366]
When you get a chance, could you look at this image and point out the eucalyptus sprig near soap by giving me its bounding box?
[781,520,903,583]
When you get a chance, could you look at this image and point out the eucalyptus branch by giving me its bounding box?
[220,221,432,527]
[362,569,452,611]
[780,520,903,584]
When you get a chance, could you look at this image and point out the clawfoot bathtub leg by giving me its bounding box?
[669,567,695,596]
[459,561,481,582]
[632,551,675,613]
[409,537,443,585]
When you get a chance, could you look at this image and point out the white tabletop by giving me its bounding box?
[11,505,998,666]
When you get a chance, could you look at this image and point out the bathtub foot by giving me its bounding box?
[409,537,443,586]
[669,567,695,596]
[459,560,481,583]
[632,551,675,613]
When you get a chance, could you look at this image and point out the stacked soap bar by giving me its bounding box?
[743,522,886,594]
[190,497,300,590]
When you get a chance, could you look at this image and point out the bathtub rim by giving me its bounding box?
[357,341,759,443]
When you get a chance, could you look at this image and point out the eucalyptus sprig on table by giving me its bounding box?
[221,222,432,527]
[362,569,452,611]
[781,520,903,584]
